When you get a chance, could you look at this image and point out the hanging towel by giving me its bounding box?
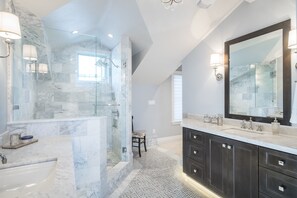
[290,82,297,124]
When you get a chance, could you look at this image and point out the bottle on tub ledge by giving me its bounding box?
[271,117,280,135]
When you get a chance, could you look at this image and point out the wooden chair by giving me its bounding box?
[132,116,147,157]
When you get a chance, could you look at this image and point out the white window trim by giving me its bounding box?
[172,72,182,124]
[77,53,107,82]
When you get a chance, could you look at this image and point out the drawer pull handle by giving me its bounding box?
[193,150,198,155]
[227,145,232,150]
[193,135,197,139]
[278,185,285,192]
[193,169,197,173]
[222,144,226,148]
[278,160,285,166]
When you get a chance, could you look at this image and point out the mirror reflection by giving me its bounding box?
[229,29,283,118]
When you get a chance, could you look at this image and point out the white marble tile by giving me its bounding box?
[0,137,77,198]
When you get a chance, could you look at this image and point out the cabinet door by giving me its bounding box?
[206,135,259,198]
[206,135,230,196]
[231,140,258,198]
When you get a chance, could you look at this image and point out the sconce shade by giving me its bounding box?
[210,53,222,68]
[0,12,21,40]
[23,45,38,61]
[288,29,297,49]
[39,63,48,74]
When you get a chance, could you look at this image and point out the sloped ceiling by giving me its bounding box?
[14,0,244,85]
[132,0,243,85]
[14,0,152,55]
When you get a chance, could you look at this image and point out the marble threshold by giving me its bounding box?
[182,118,297,155]
[0,136,76,197]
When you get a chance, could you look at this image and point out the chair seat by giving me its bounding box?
[132,130,146,138]
[131,130,147,157]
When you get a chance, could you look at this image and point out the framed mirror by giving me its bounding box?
[224,19,291,125]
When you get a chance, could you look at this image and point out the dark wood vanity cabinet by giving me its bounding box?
[206,134,258,198]
[183,128,206,184]
[183,127,258,198]
[183,127,297,198]
[259,148,297,198]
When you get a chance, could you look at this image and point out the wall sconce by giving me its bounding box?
[38,63,48,74]
[26,63,48,74]
[0,11,21,58]
[288,29,297,69]
[23,44,38,61]
[210,53,223,81]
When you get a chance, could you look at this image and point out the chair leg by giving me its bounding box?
[138,138,141,157]
[144,136,147,152]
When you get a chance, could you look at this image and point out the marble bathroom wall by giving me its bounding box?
[35,38,111,119]
[8,1,48,122]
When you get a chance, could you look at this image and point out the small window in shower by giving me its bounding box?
[78,54,105,81]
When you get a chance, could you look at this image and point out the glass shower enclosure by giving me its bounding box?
[11,26,127,170]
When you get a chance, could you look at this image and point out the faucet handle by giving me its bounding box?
[256,124,263,131]
[241,120,246,129]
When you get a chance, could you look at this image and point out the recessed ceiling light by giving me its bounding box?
[72,30,79,34]
[108,33,113,38]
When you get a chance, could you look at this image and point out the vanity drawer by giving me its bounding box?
[183,128,205,145]
[259,167,297,198]
[184,143,205,163]
[183,157,205,183]
[259,147,297,178]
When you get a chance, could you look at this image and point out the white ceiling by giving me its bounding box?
[133,0,243,85]
[14,0,245,85]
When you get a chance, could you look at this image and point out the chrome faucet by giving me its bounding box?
[248,117,253,130]
[0,153,7,164]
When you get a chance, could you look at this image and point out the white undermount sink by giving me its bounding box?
[0,158,57,197]
[221,127,264,135]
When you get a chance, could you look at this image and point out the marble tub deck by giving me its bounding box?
[0,136,77,197]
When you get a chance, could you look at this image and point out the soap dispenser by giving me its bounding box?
[271,117,280,135]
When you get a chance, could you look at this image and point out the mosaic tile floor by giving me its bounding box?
[113,148,212,198]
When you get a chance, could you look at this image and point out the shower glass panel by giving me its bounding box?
[11,25,127,168]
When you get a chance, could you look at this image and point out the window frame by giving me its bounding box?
[171,71,182,124]
[77,53,107,82]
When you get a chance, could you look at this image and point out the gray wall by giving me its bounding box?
[132,77,181,142]
[0,0,7,134]
[182,0,296,116]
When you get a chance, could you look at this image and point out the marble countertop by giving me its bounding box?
[182,118,297,155]
[0,136,77,197]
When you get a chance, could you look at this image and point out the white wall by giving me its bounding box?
[182,0,296,116]
[132,77,181,143]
